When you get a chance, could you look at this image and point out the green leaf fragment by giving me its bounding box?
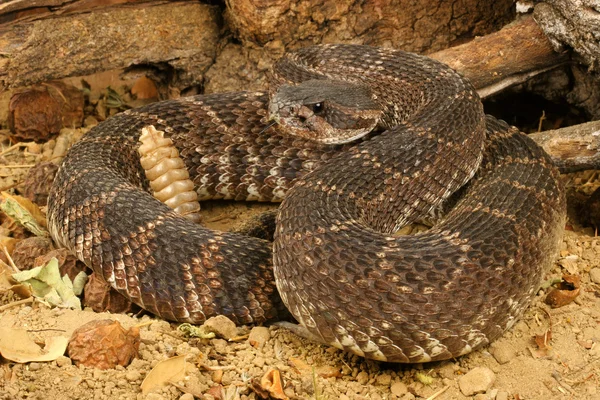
[0,197,48,237]
[11,258,88,310]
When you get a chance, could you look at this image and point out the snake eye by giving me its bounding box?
[311,102,324,114]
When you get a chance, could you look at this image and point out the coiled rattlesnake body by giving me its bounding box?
[48,44,566,363]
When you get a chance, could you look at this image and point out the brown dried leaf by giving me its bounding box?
[545,274,581,308]
[67,319,140,370]
[205,385,224,400]
[140,355,187,394]
[534,329,552,350]
[255,368,288,400]
[0,327,68,363]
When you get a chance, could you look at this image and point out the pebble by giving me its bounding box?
[179,394,194,400]
[203,315,237,340]
[125,370,142,382]
[590,268,600,284]
[489,343,515,364]
[146,393,165,400]
[458,367,496,396]
[28,363,41,371]
[390,381,408,396]
[356,371,369,385]
[55,356,72,367]
[248,326,271,349]
[376,373,391,386]
[253,356,266,368]
[496,390,509,400]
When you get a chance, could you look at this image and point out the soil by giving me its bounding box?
[1,102,600,400]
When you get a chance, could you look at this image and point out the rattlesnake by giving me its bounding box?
[48,44,566,363]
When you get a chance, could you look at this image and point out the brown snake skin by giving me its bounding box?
[47,44,566,363]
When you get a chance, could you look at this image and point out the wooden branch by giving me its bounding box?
[0,1,220,90]
[430,15,569,99]
[529,120,600,173]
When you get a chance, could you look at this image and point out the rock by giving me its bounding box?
[203,315,238,340]
[28,362,41,371]
[248,326,271,349]
[179,394,194,400]
[376,373,391,386]
[390,381,408,396]
[55,355,72,367]
[356,371,369,385]
[496,390,509,400]
[590,268,600,284]
[489,342,516,364]
[125,370,142,382]
[458,367,496,396]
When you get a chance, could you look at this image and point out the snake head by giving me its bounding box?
[268,79,383,144]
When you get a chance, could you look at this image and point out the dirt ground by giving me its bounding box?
[1,107,600,400]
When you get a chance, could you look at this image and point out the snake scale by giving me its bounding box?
[48,44,566,363]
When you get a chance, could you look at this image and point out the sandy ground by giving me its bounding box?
[1,123,600,400]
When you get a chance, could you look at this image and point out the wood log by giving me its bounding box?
[430,15,569,99]
[529,120,600,173]
[0,1,220,91]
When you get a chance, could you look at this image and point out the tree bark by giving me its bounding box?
[529,120,600,173]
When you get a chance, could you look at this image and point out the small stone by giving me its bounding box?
[376,373,391,386]
[253,356,266,368]
[458,367,496,396]
[29,362,42,371]
[590,268,600,284]
[391,381,408,396]
[56,356,72,367]
[125,370,142,382]
[489,343,515,364]
[203,315,237,340]
[145,393,165,400]
[210,338,228,354]
[248,326,271,349]
[179,394,194,400]
[356,371,369,385]
[496,390,509,400]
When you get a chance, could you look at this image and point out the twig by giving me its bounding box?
[0,297,34,311]
[426,385,450,400]
[1,164,36,168]
[0,143,29,157]
[0,244,19,273]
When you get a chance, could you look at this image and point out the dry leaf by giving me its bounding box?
[11,257,87,309]
[68,319,140,370]
[0,260,32,298]
[545,274,581,308]
[1,192,48,230]
[0,327,68,363]
[534,329,552,350]
[254,368,287,400]
[141,355,187,394]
